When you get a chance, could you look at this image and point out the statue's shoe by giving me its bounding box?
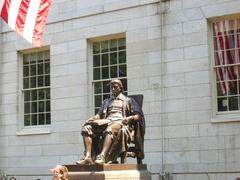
[94,155,105,164]
[76,157,94,165]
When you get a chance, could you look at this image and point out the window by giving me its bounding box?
[22,50,51,126]
[92,38,127,113]
[212,17,240,116]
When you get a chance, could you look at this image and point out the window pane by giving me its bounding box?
[23,57,29,65]
[38,63,44,75]
[103,81,110,93]
[103,94,110,101]
[46,113,51,124]
[24,103,30,114]
[29,54,36,64]
[45,63,50,74]
[24,91,30,101]
[38,52,44,62]
[101,41,108,53]
[225,50,235,64]
[39,90,45,100]
[110,39,117,51]
[93,55,100,67]
[102,54,109,66]
[217,97,228,112]
[95,95,102,107]
[31,90,37,101]
[94,82,102,94]
[31,114,38,125]
[24,115,30,126]
[228,81,238,95]
[119,51,126,64]
[32,102,38,113]
[93,42,100,54]
[45,75,50,86]
[39,114,45,125]
[118,38,126,50]
[110,66,117,78]
[110,52,117,65]
[23,78,29,89]
[217,82,224,96]
[224,34,234,49]
[30,64,36,76]
[93,68,100,80]
[30,77,36,88]
[46,101,51,111]
[229,96,238,111]
[46,89,51,99]
[102,67,109,79]
[24,66,29,77]
[38,76,44,87]
[39,101,45,112]
[119,65,127,77]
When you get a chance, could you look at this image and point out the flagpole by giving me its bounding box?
[0,19,2,125]
[0,19,2,66]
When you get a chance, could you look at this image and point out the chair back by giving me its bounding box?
[128,94,143,108]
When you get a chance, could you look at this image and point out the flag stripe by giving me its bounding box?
[1,0,51,47]
[8,0,22,30]
[1,0,11,22]
[32,0,51,46]
[0,0,4,13]
[15,0,31,35]
[23,0,41,43]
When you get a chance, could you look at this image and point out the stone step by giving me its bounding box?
[64,164,152,180]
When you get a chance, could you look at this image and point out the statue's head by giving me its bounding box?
[110,79,124,94]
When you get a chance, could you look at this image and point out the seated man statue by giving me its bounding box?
[76,79,145,164]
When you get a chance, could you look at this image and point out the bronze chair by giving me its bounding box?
[119,94,145,164]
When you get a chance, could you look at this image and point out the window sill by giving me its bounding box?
[17,125,51,136]
[211,113,240,123]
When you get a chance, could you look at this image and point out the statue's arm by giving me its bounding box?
[86,99,108,123]
[86,114,100,123]
[122,98,143,124]
[124,114,141,122]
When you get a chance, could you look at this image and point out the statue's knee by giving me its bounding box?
[81,125,91,136]
[81,130,88,136]
[103,128,114,138]
[105,126,113,134]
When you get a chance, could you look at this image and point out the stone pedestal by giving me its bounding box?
[65,164,152,180]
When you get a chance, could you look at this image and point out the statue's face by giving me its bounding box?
[111,83,121,96]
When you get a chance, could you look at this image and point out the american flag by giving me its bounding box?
[0,0,51,47]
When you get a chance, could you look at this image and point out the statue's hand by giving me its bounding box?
[122,116,134,125]
[86,118,94,123]
[122,117,129,125]
[84,125,93,135]
[86,115,99,123]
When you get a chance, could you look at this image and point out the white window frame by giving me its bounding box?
[17,47,51,135]
[210,16,240,123]
[88,33,127,114]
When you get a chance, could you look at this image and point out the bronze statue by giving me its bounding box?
[76,79,145,164]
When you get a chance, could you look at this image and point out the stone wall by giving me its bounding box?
[0,0,240,180]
